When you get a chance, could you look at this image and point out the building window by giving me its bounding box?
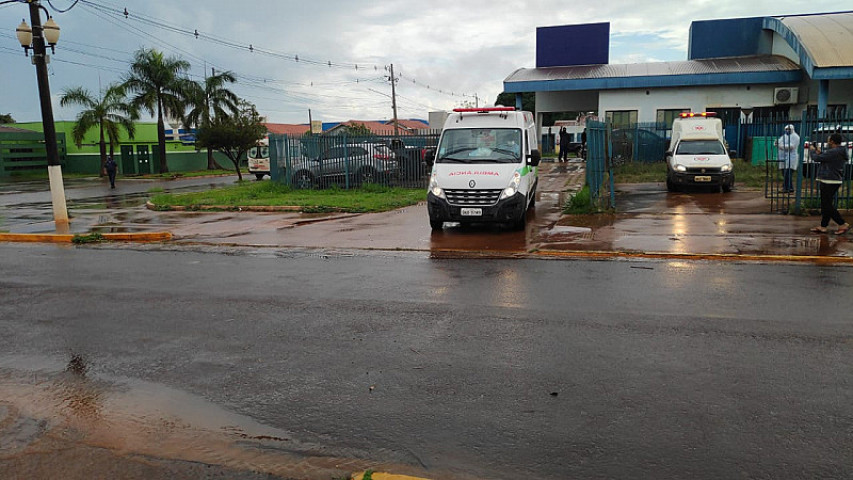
[806,104,848,119]
[605,110,638,129]
[656,109,690,127]
[751,106,789,121]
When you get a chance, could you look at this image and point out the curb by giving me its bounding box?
[146,201,305,212]
[533,249,853,264]
[0,232,172,243]
[353,472,430,480]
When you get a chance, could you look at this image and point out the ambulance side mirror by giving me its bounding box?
[528,149,541,166]
[729,150,737,159]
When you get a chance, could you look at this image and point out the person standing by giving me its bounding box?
[775,124,800,193]
[808,133,850,235]
[558,127,570,162]
[105,155,118,189]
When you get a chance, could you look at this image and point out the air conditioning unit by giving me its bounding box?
[774,87,799,105]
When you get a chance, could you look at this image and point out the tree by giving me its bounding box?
[123,48,191,174]
[195,101,266,181]
[183,69,239,170]
[0,113,14,124]
[495,92,535,112]
[342,122,372,137]
[60,84,137,176]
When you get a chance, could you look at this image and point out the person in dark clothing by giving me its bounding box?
[105,156,118,189]
[808,133,850,235]
[558,127,570,162]
[580,128,587,159]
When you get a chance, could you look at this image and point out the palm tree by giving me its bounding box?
[184,69,239,170]
[60,84,136,176]
[123,48,191,174]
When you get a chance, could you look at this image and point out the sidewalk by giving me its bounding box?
[2,160,852,263]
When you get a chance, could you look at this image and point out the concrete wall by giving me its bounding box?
[597,85,811,123]
[535,90,599,113]
[63,150,236,175]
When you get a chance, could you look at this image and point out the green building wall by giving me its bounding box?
[9,121,236,175]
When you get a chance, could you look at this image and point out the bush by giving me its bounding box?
[563,184,593,214]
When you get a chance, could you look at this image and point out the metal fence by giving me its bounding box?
[745,114,853,214]
[609,122,669,165]
[585,119,615,209]
[269,131,439,190]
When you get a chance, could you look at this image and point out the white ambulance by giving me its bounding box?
[426,107,541,230]
[247,136,270,180]
[665,112,734,192]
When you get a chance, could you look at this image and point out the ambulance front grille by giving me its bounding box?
[445,189,502,206]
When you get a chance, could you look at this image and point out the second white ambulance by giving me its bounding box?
[666,112,734,192]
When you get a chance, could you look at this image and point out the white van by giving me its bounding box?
[247,136,270,180]
[426,107,541,230]
[666,113,734,192]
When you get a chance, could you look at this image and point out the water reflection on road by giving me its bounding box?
[0,353,425,480]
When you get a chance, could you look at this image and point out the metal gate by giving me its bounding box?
[745,114,853,214]
[585,119,614,209]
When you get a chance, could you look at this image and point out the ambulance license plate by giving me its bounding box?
[694,175,712,182]
[461,208,482,216]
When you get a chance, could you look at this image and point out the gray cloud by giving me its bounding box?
[0,0,842,124]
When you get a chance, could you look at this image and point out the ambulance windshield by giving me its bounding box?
[436,128,522,163]
[676,139,726,155]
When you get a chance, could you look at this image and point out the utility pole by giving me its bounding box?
[388,64,399,136]
[26,0,68,228]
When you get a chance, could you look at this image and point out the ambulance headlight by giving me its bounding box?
[675,164,687,172]
[500,172,521,200]
[721,164,732,172]
[428,173,445,199]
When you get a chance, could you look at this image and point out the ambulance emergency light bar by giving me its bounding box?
[453,107,516,113]
[679,112,717,118]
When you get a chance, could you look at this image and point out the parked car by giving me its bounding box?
[802,125,853,179]
[289,143,398,188]
[387,138,428,180]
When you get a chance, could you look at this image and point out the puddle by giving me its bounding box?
[0,354,390,479]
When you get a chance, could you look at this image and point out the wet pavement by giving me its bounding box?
[2,161,853,260]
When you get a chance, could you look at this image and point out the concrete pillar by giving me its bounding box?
[817,80,829,118]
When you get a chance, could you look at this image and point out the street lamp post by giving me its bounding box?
[14,0,69,228]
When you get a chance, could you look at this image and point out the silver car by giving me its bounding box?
[290,143,398,188]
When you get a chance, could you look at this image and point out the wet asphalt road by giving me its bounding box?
[2,243,852,479]
[0,175,240,233]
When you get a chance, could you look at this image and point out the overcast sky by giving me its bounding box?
[0,0,841,126]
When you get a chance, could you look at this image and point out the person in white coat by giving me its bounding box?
[775,124,800,193]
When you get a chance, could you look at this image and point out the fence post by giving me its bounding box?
[795,113,808,214]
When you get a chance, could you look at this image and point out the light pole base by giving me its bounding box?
[47,165,69,228]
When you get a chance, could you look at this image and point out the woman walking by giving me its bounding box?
[808,133,850,235]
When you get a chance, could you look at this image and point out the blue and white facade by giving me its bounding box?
[505,13,853,126]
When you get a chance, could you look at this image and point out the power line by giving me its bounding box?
[73,0,475,100]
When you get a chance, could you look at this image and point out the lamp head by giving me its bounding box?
[43,17,60,46]
[16,19,32,56]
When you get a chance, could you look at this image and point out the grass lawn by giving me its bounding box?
[150,181,426,213]
[613,159,766,188]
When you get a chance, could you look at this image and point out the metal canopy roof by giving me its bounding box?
[780,12,853,68]
[503,55,802,92]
